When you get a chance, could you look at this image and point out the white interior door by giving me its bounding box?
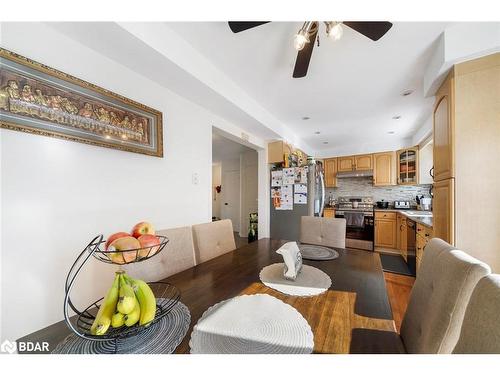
[221,170,240,232]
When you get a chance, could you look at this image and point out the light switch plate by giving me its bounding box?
[192,173,199,185]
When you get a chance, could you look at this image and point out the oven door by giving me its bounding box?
[335,213,374,251]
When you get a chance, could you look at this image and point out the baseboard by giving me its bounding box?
[375,247,400,255]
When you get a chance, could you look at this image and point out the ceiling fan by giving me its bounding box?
[228,21,393,78]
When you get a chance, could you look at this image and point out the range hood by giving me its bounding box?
[336,170,374,178]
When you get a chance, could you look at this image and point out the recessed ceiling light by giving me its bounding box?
[392,115,402,120]
[402,90,414,96]
[323,141,329,144]
[302,116,310,120]
[387,131,395,134]
[314,131,321,135]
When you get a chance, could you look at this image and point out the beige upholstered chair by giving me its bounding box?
[453,274,500,354]
[400,238,491,353]
[124,226,196,282]
[300,216,346,249]
[192,219,237,264]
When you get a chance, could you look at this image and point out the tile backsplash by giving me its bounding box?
[326,177,432,206]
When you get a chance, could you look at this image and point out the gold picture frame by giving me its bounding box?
[0,48,163,157]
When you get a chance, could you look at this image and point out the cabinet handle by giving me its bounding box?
[417,228,422,232]
[425,233,430,237]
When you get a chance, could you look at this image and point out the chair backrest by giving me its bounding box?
[192,219,236,264]
[400,238,491,353]
[300,216,346,248]
[124,226,196,282]
[453,274,500,354]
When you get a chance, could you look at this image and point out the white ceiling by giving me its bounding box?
[212,130,255,163]
[168,22,451,154]
[46,21,455,156]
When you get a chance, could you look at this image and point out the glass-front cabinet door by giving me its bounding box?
[397,147,419,185]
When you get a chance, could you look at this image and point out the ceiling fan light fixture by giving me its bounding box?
[326,22,343,41]
[294,30,309,51]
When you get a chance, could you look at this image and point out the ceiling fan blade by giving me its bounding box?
[292,28,318,78]
[228,22,270,33]
[342,21,393,41]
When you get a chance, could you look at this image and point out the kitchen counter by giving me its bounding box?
[374,208,433,228]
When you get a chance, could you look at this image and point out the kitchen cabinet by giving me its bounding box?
[373,151,396,186]
[433,178,454,245]
[375,212,397,249]
[267,141,307,166]
[355,154,373,170]
[397,213,408,261]
[433,73,454,182]
[397,147,419,185]
[338,156,355,172]
[416,223,433,276]
[323,158,337,187]
[338,154,373,172]
[323,208,335,218]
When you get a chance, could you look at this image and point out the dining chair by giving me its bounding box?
[125,226,196,282]
[453,274,500,353]
[300,216,346,249]
[400,238,491,353]
[192,219,237,264]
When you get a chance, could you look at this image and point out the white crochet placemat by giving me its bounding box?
[189,294,314,354]
[259,263,332,296]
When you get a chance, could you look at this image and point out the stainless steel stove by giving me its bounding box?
[336,196,374,216]
[335,196,374,251]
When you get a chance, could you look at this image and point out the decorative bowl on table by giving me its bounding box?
[89,235,169,265]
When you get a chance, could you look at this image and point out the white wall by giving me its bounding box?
[211,163,222,219]
[219,158,241,232]
[0,22,266,341]
[239,151,258,237]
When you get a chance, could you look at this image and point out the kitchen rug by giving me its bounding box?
[299,244,340,261]
[379,253,413,276]
[189,294,314,354]
[52,300,190,354]
[259,263,332,296]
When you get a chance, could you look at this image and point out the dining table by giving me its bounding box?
[18,238,405,354]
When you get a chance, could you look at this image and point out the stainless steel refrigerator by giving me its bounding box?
[270,161,325,241]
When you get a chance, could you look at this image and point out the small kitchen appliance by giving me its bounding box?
[420,197,432,211]
[394,201,411,209]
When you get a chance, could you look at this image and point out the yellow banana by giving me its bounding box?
[124,298,141,327]
[90,273,120,335]
[124,274,157,326]
[111,311,125,328]
[117,274,136,314]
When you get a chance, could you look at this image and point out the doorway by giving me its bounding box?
[212,129,258,245]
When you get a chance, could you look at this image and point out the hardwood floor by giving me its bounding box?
[233,232,248,248]
[384,272,415,333]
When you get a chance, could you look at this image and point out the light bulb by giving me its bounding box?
[294,32,309,51]
[327,22,343,41]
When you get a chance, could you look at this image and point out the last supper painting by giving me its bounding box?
[0,48,163,157]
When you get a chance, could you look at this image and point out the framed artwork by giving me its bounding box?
[0,48,163,157]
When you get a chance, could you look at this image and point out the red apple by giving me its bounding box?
[105,232,130,250]
[108,236,141,263]
[131,221,155,238]
[138,234,161,258]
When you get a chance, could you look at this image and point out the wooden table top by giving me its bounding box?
[19,238,405,354]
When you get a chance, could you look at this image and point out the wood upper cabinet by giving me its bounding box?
[433,178,455,245]
[375,215,397,249]
[355,154,373,170]
[338,156,355,172]
[338,154,373,171]
[433,73,454,182]
[373,152,396,186]
[397,147,419,185]
[323,158,337,187]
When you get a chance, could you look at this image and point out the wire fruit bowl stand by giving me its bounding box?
[63,234,181,352]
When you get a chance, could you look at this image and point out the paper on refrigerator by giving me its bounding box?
[294,183,308,204]
[280,184,293,210]
[271,170,282,187]
[282,168,295,186]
